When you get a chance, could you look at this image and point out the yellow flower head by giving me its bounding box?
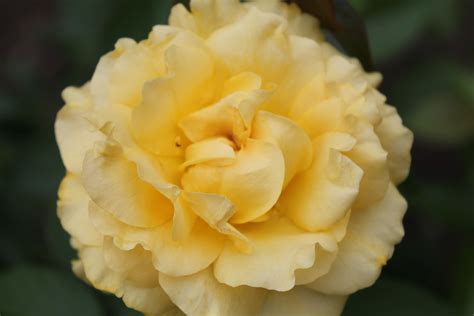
[55,0,413,315]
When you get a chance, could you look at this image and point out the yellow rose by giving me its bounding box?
[55,0,414,315]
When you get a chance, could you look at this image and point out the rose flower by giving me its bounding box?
[55,0,413,315]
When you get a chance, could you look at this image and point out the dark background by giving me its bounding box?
[0,0,472,315]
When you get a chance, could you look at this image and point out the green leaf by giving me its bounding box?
[343,277,456,316]
[0,266,104,316]
[289,0,373,70]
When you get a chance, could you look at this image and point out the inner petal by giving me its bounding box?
[181,138,285,224]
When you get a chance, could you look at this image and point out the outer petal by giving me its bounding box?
[182,139,285,224]
[279,132,363,232]
[79,245,173,315]
[55,102,106,174]
[57,174,102,246]
[344,116,390,210]
[88,202,224,277]
[252,111,313,187]
[207,6,289,81]
[90,39,161,108]
[159,268,266,316]
[307,184,407,294]
[152,221,225,277]
[131,42,214,156]
[260,286,347,316]
[375,104,414,185]
[213,216,337,291]
[82,141,173,228]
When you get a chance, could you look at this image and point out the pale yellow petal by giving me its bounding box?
[182,139,285,224]
[79,245,173,315]
[260,286,347,316]
[264,35,324,115]
[131,77,182,157]
[189,0,244,37]
[90,39,161,108]
[55,104,106,173]
[295,244,337,285]
[246,0,324,42]
[57,174,102,246]
[82,141,173,228]
[307,183,407,295]
[214,216,337,291]
[181,137,236,170]
[178,89,271,145]
[279,132,363,232]
[344,116,390,210]
[159,268,266,316]
[182,191,250,252]
[152,221,225,277]
[296,98,344,139]
[375,104,414,185]
[222,72,262,97]
[207,6,289,81]
[252,111,313,187]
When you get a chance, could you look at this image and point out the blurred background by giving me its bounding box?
[0,0,472,315]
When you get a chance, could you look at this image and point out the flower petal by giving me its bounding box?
[214,216,337,291]
[375,104,414,185]
[178,89,271,145]
[182,191,250,252]
[182,139,285,224]
[260,286,347,316]
[344,116,390,210]
[152,220,225,277]
[55,102,106,174]
[279,132,363,232]
[79,245,173,315]
[90,39,161,108]
[307,183,407,295]
[252,111,313,187]
[181,137,236,170]
[159,268,266,316]
[82,141,173,228]
[57,174,102,246]
[207,6,289,81]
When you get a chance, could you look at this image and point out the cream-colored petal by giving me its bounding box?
[289,73,326,120]
[182,139,285,224]
[89,200,223,277]
[207,6,289,81]
[343,116,390,210]
[55,104,106,173]
[279,132,363,232]
[159,268,266,316]
[82,140,173,228]
[260,286,347,316]
[131,77,182,157]
[90,39,161,108]
[152,221,225,277]
[189,0,245,37]
[57,174,102,246]
[246,0,324,42]
[222,72,262,97]
[265,35,324,116]
[178,89,271,145]
[79,245,173,315]
[295,244,337,285]
[214,216,337,291]
[182,191,250,252]
[181,137,236,170]
[307,184,407,295]
[252,111,313,187]
[375,104,414,185]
